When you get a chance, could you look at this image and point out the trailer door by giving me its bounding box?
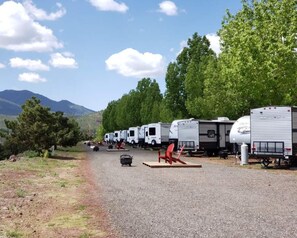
[219,124,226,148]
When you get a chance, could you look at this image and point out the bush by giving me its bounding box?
[22,150,40,158]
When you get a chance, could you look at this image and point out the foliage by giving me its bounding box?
[2,97,81,157]
[100,0,297,132]
[214,0,297,117]
[101,78,163,133]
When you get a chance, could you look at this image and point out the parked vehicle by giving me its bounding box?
[104,133,114,143]
[113,130,121,143]
[146,122,171,147]
[169,118,194,150]
[178,117,234,156]
[127,126,140,145]
[229,115,250,154]
[138,125,148,147]
[250,106,297,167]
[120,130,128,142]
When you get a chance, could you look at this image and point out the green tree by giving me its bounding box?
[217,0,297,117]
[53,112,81,148]
[138,78,163,124]
[184,33,217,118]
[4,97,81,155]
[163,62,187,119]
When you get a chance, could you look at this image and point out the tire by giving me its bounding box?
[151,140,156,146]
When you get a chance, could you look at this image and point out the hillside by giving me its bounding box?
[0,112,102,139]
[72,111,103,137]
[0,90,95,116]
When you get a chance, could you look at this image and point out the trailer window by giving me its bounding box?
[115,133,118,137]
[149,127,156,136]
[129,130,135,136]
[207,130,215,138]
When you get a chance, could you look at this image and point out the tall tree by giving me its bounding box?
[217,0,297,117]
[184,33,217,118]
[163,62,186,119]
[3,97,81,155]
[137,78,163,124]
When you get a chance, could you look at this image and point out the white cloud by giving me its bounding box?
[0,63,5,69]
[18,72,46,83]
[0,1,63,52]
[23,0,66,21]
[10,57,49,71]
[89,0,128,13]
[49,52,78,68]
[105,48,165,78]
[206,33,221,55]
[158,1,178,16]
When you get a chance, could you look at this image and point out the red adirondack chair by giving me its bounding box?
[171,145,186,164]
[158,144,187,164]
[158,143,175,164]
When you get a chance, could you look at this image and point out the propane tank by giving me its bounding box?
[241,142,249,165]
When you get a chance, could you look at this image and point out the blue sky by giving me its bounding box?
[0,0,242,111]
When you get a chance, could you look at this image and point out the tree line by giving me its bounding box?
[101,0,297,136]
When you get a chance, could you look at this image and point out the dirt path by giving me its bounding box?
[0,147,117,238]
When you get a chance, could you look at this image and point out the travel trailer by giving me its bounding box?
[138,125,148,147]
[178,118,234,156]
[250,106,297,167]
[120,130,128,142]
[229,115,250,153]
[113,130,121,142]
[127,126,140,145]
[104,133,114,143]
[146,122,171,146]
[169,118,194,150]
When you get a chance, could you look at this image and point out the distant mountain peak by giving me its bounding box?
[0,89,95,116]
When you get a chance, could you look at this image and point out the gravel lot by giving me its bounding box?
[87,146,297,238]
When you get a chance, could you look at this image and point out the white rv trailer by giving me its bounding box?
[178,118,234,156]
[120,130,128,142]
[229,115,250,153]
[169,118,194,150]
[113,130,121,142]
[104,133,114,143]
[138,125,148,147]
[250,106,297,167]
[127,126,140,145]
[146,122,171,146]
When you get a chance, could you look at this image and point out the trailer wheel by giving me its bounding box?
[261,158,270,168]
[151,140,156,146]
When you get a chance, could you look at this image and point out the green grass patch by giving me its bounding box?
[6,230,23,238]
[16,188,26,198]
[47,214,88,229]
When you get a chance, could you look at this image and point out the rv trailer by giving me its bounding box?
[169,118,194,150]
[178,118,234,156]
[127,126,140,145]
[138,125,148,147]
[113,130,121,143]
[120,130,128,142]
[229,115,250,153]
[104,133,114,143]
[146,122,171,147]
[250,106,297,168]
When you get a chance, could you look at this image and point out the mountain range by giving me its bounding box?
[0,90,95,116]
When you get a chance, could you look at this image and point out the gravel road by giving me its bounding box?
[87,146,297,238]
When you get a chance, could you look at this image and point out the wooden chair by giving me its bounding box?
[171,145,186,164]
[158,143,175,164]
